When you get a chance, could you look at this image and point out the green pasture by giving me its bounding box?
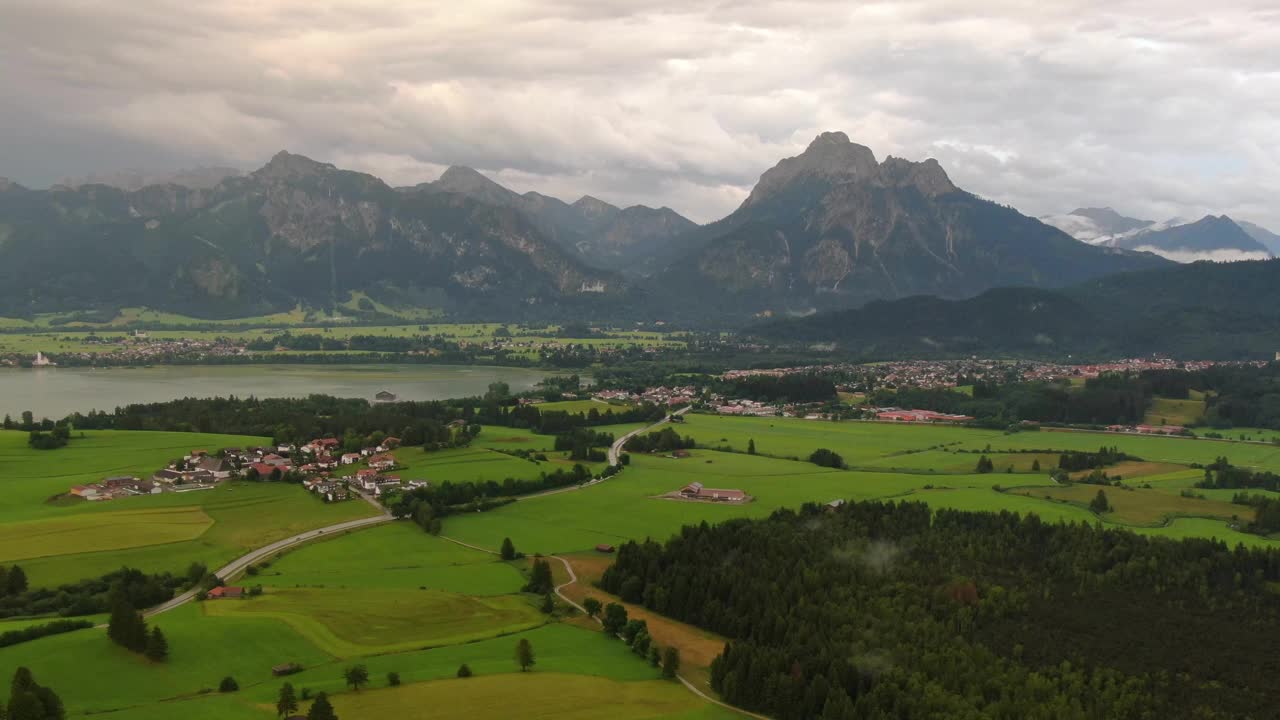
[443,450,1049,554]
[204,587,545,657]
[250,523,524,594]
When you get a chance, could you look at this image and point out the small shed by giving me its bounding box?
[595,544,616,554]
[272,663,303,677]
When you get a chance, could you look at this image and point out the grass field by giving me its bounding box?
[390,446,604,484]
[204,588,546,657]
[1010,484,1249,526]
[250,524,525,594]
[1143,396,1206,426]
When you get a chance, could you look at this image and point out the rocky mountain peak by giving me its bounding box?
[435,166,517,205]
[742,131,879,208]
[571,195,618,218]
[877,156,957,196]
[253,151,334,180]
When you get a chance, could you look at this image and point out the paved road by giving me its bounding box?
[607,405,691,466]
[145,510,391,618]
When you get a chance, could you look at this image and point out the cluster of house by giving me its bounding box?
[1105,423,1189,436]
[712,398,780,417]
[69,475,162,501]
[593,385,698,407]
[673,481,748,503]
[874,408,976,424]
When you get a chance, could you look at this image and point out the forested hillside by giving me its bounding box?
[601,501,1280,719]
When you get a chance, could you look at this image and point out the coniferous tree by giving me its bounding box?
[144,627,168,662]
[747,438,756,455]
[276,683,298,719]
[662,647,680,679]
[515,638,536,672]
[456,663,473,678]
[500,537,516,561]
[307,692,337,720]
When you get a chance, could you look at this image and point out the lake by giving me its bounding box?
[0,364,571,419]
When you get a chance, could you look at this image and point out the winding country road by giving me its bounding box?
[145,509,391,618]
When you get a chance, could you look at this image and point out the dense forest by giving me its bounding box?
[600,501,1280,719]
[49,393,665,445]
[752,260,1280,359]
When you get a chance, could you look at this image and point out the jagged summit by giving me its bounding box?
[253,151,335,180]
[743,132,960,208]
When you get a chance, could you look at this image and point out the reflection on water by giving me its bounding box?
[0,364,567,419]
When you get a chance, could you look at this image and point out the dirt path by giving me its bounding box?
[436,534,765,719]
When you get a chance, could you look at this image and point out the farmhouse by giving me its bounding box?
[207,586,245,599]
[69,485,101,500]
[368,453,397,470]
[340,453,362,465]
[375,390,398,402]
[677,481,748,503]
[1136,424,1187,436]
[196,456,234,479]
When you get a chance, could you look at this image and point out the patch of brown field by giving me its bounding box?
[555,553,728,692]
[1069,460,1187,481]
[1012,484,1252,526]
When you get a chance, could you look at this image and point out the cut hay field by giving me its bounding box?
[1010,484,1249,527]
[325,673,741,720]
[18,482,378,587]
[0,505,212,563]
[251,523,524,594]
[204,588,546,657]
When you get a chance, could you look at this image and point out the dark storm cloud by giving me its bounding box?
[0,0,1277,226]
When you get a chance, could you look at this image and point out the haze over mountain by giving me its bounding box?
[58,166,243,192]
[0,151,619,318]
[1042,209,1275,263]
[656,132,1167,316]
[11,135,1266,325]
[414,166,697,275]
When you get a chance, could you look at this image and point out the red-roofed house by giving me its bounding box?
[206,586,244,599]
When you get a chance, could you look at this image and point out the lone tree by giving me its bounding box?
[975,455,995,474]
[276,682,298,719]
[515,638,536,672]
[602,602,629,636]
[662,647,681,680]
[582,597,602,618]
[500,537,517,561]
[1031,459,1042,472]
[343,664,369,692]
[456,663,473,678]
[747,438,756,455]
[307,692,338,720]
[523,558,553,594]
[387,672,401,687]
[1090,489,1111,513]
[144,626,169,662]
[219,676,239,693]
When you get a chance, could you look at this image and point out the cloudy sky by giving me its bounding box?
[2,0,1278,227]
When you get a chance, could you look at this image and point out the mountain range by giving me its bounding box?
[0,134,1181,321]
[1042,208,1276,263]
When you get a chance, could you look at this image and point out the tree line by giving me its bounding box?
[600,500,1280,719]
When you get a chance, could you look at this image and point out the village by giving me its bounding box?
[68,435,427,503]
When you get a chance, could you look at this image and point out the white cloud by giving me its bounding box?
[0,0,1277,227]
